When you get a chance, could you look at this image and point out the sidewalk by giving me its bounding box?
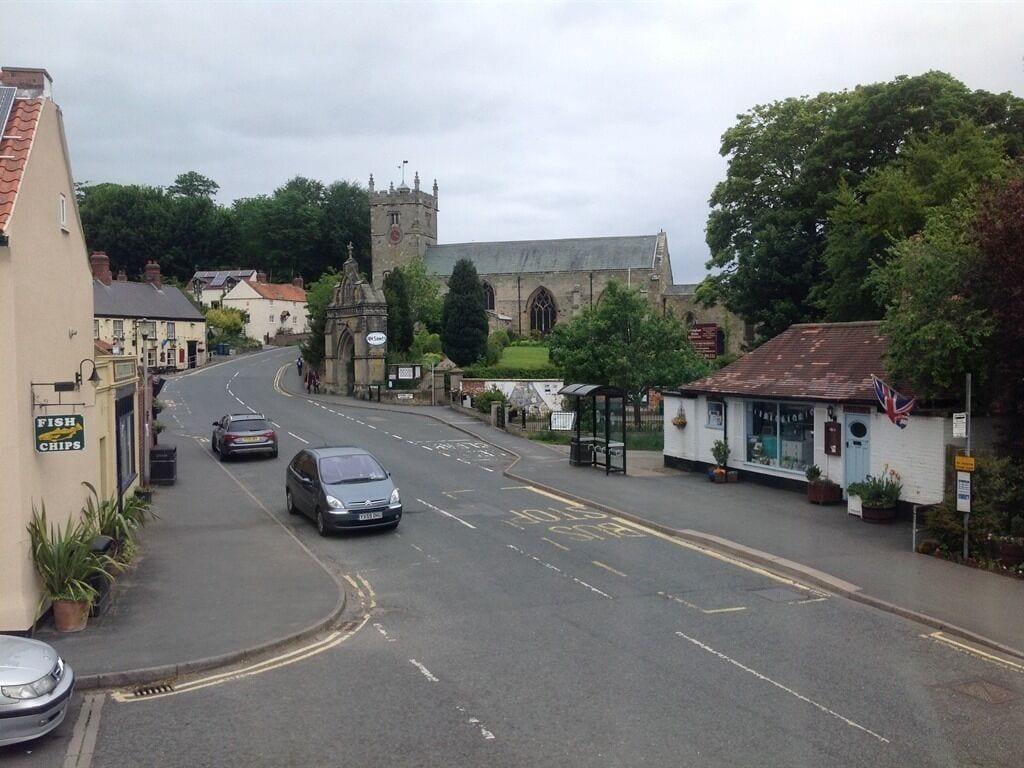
[305,389,1024,655]
[36,434,343,688]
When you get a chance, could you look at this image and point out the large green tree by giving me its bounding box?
[382,268,414,354]
[401,256,443,332]
[300,269,341,371]
[549,282,710,424]
[441,259,489,366]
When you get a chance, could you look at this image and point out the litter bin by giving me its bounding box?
[150,445,177,485]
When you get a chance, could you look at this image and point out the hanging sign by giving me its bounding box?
[954,454,976,472]
[35,414,85,453]
[366,332,387,346]
[952,412,967,439]
[956,471,971,513]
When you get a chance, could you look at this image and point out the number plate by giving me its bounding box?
[357,511,384,521]
[239,436,261,443]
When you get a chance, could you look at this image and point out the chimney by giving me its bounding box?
[0,67,52,99]
[116,268,127,282]
[292,276,304,289]
[90,251,112,285]
[256,271,268,283]
[143,260,161,288]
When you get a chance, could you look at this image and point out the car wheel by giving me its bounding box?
[286,489,298,516]
[315,508,329,537]
[211,435,218,453]
[271,447,278,459]
[218,447,227,462]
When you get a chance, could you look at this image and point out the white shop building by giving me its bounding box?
[663,322,980,505]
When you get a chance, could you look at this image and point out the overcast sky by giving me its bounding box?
[5,2,1023,280]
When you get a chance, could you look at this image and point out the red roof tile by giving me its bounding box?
[0,98,42,233]
[244,280,307,303]
[679,322,900,404]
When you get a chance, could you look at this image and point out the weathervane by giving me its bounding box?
[397,159,408,185]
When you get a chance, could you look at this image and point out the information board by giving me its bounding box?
[688,323,719,360]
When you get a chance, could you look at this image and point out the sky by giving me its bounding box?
[4,2,1023,281]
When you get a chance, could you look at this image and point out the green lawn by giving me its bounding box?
[498,345,550,369]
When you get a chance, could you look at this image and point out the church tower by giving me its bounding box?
[369,171,438,289]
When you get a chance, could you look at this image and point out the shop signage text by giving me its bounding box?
[35,414,85,453]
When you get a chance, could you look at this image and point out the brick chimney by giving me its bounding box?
[90,251,113,285]
[256,271,268,283]
[143,260,162,288]
[292,276,304,289]
[0,67,52,99]
[116,268,127,282]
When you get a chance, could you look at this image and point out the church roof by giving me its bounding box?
[423,235,659,277]
[662,283,699,295]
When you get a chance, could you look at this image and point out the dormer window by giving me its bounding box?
[59,193,68,231]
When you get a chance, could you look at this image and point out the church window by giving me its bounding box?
[529,287,557,335]
[389,211,400,226]
[482,282,495,311]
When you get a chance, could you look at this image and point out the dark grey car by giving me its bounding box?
[285,447,402,535]
[212,413,278,460]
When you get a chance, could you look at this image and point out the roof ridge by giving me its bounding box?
[428,233,657,248]
[789,320,883,328]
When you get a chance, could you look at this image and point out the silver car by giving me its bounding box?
[0,635,75,747]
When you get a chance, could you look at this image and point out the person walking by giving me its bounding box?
[312,371,321,394]
[297,356,304,376]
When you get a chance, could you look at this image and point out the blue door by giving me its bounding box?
[844,414,871,491]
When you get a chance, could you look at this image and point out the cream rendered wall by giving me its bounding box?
[95,315,206,370]
[0,99,100,631]
[222,281,308,342]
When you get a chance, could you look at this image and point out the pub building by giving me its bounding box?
[662,322,991,506]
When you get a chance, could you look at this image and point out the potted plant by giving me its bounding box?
[805,465,842,505]
[847,467,902,523]
[27,503,115,632]
[710,439,729,483]
[671,411,687,429]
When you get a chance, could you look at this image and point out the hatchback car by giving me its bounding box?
[286,447,401,535]
[212,413,278,460]
[0,635,74,747]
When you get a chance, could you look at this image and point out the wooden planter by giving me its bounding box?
[861,503,897,523]
[807,481,842,505]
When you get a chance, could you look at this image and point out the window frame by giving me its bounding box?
[744,399,815,474]
[706,400,724,429]
[59,193,68,231]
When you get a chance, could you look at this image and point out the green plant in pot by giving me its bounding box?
[28,503,116,632]
[710,440,729,483]
[847,466,902,523]
[805,464,842,505]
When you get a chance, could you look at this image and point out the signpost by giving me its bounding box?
[954,455,976,472]
[35,414,85,452]
[961,373,972,560]
[952,412,967,439]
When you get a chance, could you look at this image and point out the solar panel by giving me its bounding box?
[0,86,15,135]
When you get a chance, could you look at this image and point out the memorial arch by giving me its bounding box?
[324,246,387,398]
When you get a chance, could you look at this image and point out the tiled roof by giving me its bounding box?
[94,279,205,321]
[191,269,257,288]
[244,280,306,303]
[94,339,113,354]
[679,322,898,403]
[662,283,699,295]
[424,235,658,276]
[0,98,42,233]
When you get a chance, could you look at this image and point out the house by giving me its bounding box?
[92,340,142,505]
[92,254,208,371]
[221,277,308,342]
[662,321,983,505]
[0,67,106,630]
[189,268,259,307]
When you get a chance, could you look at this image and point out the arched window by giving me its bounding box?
[482,282,495,311]
[529,287,557,335]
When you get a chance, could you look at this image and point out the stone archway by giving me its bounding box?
[324,246,388,399]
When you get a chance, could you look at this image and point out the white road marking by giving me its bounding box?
[675,631,889,743]
[409,658,439,682]
[235,396,244,404]
[480,466,495,472]
[572,577,614,599]
[271,421,281,428]
[392,434,404,440]
[366,424,378,430]
[542,536,570,551]
[417,498,476,529]
[421,446,434,451]
[374,622,396,642]
[507,544,613,600]
[288,431,310,444]
[592,560,628,578]
[658,590,746,615]
[63,693,105,768]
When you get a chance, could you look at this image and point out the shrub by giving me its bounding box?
[489,329,511,349]
[483,339,503,366]
[711,439,730,468]
[28,503,115,605]
[848,467,902,508]
[462,364,562,379]
[805,464,822,482]
[1012,516,1024,538]
[410,330,442,362]
[474,388,508,414]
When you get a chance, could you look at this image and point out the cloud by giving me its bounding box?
[4,1,1022,280]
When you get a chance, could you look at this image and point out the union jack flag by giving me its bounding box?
[872,375,916,429]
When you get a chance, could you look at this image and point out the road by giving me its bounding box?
[11,347,1024,767]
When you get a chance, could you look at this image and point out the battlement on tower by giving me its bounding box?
[368,170,439,288]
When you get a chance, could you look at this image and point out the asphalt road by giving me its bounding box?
[10,347,1023,767]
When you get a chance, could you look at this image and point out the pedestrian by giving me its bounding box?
[297,356,304,376]
[313,371,321,394]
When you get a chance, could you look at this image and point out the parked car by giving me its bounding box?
[286,447,402,536]
[0,635,74,747]
[211,413,278,460]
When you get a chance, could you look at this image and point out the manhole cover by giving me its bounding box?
[950,680,1019,705]
[751,587,805,603]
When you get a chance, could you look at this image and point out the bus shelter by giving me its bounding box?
[557,383,627,476]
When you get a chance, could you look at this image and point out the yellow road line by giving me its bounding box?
[542,536,570,551]
[592,560,628,578]
[922,631,1024,673]
[518,485,584,508]
[702,606,747,614]
[273,363,293,397]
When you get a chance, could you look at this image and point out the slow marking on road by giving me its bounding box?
[409,659,439,682]
[675,630,889,743]
[921,631,1024,673]
[592,560,628,578]
[288,431,310,444]
[417,498,477,529]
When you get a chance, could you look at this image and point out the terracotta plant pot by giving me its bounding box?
[53,599,90,633]
[860,504,897,523]
[712,468,727,484]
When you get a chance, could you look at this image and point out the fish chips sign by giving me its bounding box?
[35,414,85,453]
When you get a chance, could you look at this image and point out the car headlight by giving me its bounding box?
[326,494,345,511]
[2,668,59,700]
[389,488,401,506]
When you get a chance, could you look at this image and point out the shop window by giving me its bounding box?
[116,394,137,491]
[746,401,814,472]
[707,400,724,429]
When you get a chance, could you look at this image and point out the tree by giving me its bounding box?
[401,256,443,332]
[441,259,488,366]
[549,282,710,425]
[205,307,245,337]
[382,268,414,354]
[78,183,173,279]
[300,269,341,371]
[322,181,371,277]
[168,171,220,200]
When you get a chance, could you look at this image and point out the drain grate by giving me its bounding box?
[950,680,1019,705]
[133,682,175,697]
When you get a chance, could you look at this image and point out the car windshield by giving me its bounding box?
[319,454,387,484]
[229,419,271,432]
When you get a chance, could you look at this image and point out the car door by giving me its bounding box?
[288,452,309,513]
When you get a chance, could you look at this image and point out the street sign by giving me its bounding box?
[366,332,387,346]
[955,455,976,472]
[34,414,85,453]
[956,471,971,513]
[952,412,967,438]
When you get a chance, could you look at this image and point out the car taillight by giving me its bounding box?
[223,434,236,443]
[263,431,275,439]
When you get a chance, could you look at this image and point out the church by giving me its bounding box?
[324,170,744,397]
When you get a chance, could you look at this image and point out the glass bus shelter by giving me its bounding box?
[557,383,627,476]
